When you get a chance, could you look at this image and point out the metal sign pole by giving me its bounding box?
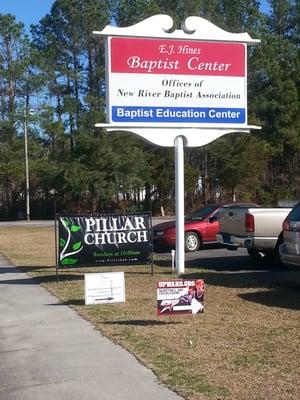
[54,215,59,283]
[24,108,30,221]
[175,136,185,276]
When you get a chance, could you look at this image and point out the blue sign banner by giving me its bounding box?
[112,106,245,124]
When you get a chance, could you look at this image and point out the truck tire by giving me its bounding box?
[247,248,275,265]
[185,232,201,252]
[247,235,284,268]
[274,233,284,267]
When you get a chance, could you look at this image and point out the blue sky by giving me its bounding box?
[0,0,270,34]
[0,0,55,32]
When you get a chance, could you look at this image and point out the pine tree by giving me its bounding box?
[0,14,33,218]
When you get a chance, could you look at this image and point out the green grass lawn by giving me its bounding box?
[0,226,299,400]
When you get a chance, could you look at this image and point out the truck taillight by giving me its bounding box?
[245,213,254,232]
[282,218,290,231]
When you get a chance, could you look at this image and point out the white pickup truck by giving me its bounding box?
[216,206,292,264]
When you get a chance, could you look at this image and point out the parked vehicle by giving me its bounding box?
[152,203,258,252]
[216,206,292,264]
[279,201,300,268]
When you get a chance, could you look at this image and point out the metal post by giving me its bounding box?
[55,215,59,283]
[171,249,175,274]
[175,135,185,275]
[24,109,30,221]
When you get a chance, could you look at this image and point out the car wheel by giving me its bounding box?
[185,232,200,252]
[247,248,276,267]
[274,233,284,267]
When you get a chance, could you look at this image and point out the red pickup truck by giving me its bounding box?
[152,203,259,252]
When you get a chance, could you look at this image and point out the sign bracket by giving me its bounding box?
[93,14,260,44]
[95,125,260,147]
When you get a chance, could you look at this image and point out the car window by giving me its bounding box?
[213,211,219,219]
[287,202,300,221]
[227,203,259,208]
[185,206,217,220]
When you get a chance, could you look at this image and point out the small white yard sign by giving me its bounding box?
[84,271,125,305]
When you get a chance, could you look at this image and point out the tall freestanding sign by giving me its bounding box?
[94,15,260,274]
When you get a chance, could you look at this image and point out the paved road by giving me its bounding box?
[0,220,55,227]
[156,245,252,266]
[0,217,172,228]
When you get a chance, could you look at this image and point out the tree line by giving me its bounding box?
[0,0,299,219]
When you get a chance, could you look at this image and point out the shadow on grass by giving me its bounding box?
[103,319,180,326]
[0,263,167,285]
[154,254,258,271]
[0,271,83,285]
[186,255,258,271]
[180,270,300,310]
[0,266,24,274]
[19,265,54,271]
[239,285,300,310]
[48,299,85,306]
[181,268,300,287]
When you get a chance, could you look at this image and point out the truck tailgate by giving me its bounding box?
[219,207,256,236]
[219,207,291,238]
[245,208,291,237]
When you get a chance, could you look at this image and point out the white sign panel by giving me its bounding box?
[85,272,125,305]
[107,37,247,127]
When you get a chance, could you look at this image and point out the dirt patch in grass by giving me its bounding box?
[0,226,299,400]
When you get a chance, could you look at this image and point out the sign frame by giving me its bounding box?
[94,14,260,148]
[94,14,260,276]
[55,212,153,280]
[107,37,248,129]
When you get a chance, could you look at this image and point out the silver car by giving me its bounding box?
[279,201,300,267]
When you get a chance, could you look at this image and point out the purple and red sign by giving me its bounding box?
[107,37,247,126]
[157,279,205,316]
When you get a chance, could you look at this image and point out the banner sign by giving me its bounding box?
[85,272,125,305]
[157,279,204,316]
[58,213,151,267]
[107,37,246,126]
